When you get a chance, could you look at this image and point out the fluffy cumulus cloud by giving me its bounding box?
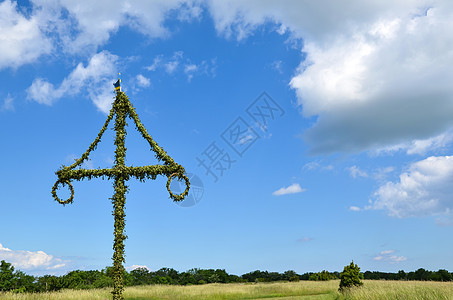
[32,0,203,54]
[349,206,361,212]
[27,51,119,113]
[292,3,453,154]
[1,0,202,67]
[348,165,368,179]
[7,0,453,154]
[136,74,151,88]
[272,183,305,196]
[369,156,453,219]
[146,51,216,81]
[206,0,426,42]
[0,243,67,271]
[2,94,14,111]
[376,131,453,156]
[126,265,150,271]
[207,0,453,155]
[373,249,407,263]
[0,0,52,69]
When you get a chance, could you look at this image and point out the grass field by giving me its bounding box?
[1,280,452,300]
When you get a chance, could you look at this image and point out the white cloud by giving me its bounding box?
[276,24,287,35]
[49,0,203,54]
[26,79,59,106]
[206,0,426,42]
[8,1,453,156]
[323,165,334,171]
[165,61,179,74]
[176,1,203,22]
[146,52,216,81]
[271,60,283,73]
[206,1,453,155]
[126,265,150,271]
[372,166,395,181]
[291,4,453,154]
[373,249,407,263]
[272,183,305,196]
[406,133,453,155]
[27,50,118,113]
[0,0,52,69]
[184,64,198,72]
[348,165,368,179]
[347,165,394,181]
[136,74,151,87]
[184,59,216,81]
[184,64,198,81]
[239,134,254,145]
[369,156,453,219]
[1,0,203,63]
[376,131,453,156]
[349,206,361,212]
[303,161,333,171]
[146,56,163,71]
[303,161,320,171]
[2,94,14,111]
[0,243,67,271]
[164,51,183,74]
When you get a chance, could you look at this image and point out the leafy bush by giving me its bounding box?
[309,270,336,281]
[339,261,363,291]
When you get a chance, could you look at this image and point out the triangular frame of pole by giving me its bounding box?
[52,91,190,300]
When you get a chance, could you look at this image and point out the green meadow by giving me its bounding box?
[1,280,452,300]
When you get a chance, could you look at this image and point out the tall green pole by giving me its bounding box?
[112,93,128,299]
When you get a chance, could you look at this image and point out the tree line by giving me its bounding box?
[0,260,451,293]
[363,268,452,281]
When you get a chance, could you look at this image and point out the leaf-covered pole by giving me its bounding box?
[52,89,190,300]
[111,92,128,299]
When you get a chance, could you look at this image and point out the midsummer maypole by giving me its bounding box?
[52,77,190,299]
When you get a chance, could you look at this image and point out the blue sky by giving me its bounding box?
[1,0,453,276]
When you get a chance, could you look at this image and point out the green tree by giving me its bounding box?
[283,270,298,281]
[36,275,62,292]
[178,272,196,285]
[436,269,452,281]
[411,268,431,281]
[397,270,407,280]
[0,260,15,291]
[309,273,320,281]
[130,267,151,285]
[430,269,452,281]
[309,270,335,281]
[12,270,35,293]
[339,261,363,291]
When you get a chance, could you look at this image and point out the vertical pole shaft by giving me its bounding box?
[112,93,128,300]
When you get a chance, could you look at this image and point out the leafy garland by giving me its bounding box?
[51,91,190,300]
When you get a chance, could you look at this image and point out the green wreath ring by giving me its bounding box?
[166,173,190,201]
[52,179,75,205]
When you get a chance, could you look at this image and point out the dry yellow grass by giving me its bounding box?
[0,281,336,300]
[1,280,452,300]
[339,280,453,300]
[122,281,336,299]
